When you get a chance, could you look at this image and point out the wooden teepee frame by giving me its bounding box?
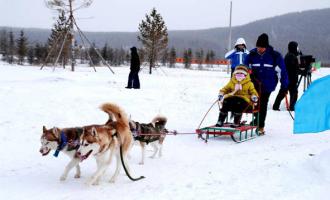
[40,0,114,73]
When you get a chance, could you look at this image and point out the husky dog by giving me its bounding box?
[129,116,168,165]
[39,126,83,181]
[76,103,134,185]
[76,125,119,185]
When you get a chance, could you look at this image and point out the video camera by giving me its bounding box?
[298,55,315,76]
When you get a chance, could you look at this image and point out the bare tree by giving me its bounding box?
[45,0,93,13]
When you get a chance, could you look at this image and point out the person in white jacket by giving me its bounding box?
[225,38,249,76]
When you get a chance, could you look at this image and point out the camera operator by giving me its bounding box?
[273,41,300,111]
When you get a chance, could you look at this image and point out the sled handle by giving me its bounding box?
[197,99,220,130]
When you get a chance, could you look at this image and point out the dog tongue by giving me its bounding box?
[77,150,93,162]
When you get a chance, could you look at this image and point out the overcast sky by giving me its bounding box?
[0,0,329,32]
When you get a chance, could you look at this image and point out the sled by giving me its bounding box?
[196,98,261,143]
[196,122,259,143]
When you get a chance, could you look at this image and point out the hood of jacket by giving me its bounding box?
[288,41,298,56]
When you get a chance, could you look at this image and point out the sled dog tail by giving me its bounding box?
[151,115,167,127]
[101,102,145,181]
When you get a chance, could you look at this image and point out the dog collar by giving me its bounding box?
[53,131,68,157]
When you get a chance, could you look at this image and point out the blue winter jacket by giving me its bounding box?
[244,47,289,93]
[225,49,249,69]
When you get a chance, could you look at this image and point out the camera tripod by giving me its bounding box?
[297,71,312,92]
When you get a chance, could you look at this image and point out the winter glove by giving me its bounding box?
[218,93,224,101]
[251,95,258,103]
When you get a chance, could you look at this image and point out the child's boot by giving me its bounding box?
[232,112,242,127]
[216,112,227,127]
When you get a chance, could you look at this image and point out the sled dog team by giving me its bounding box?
[39,102,168,185]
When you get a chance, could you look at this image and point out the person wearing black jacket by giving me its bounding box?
[273,41,300,111]
[126,47,141,89]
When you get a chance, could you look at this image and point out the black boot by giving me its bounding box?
[215,112,227,127]
[273,88,287,111]
[232,113,242,127]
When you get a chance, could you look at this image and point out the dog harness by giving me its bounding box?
[53,131,68,157]
[53,128,83,157]
[131,122,165,144]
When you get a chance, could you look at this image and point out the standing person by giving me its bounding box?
[216,65,259,127]
[244,33,289,135]
[273,41,300,111]
[126,46,140,89]
[225,37,249,76]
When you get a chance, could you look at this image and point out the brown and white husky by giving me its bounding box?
[39,126,83,181]
[75,103,136,185]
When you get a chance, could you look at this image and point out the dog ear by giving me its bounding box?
[91,127,98,137]
[43,126,47,132]
[52,127,60,138]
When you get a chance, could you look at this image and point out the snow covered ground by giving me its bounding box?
[1,63,330,200]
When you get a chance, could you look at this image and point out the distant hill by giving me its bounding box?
[1,8,330,62]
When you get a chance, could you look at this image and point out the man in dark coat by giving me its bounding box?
[126,47,141,89]
[244,33,289,135]
[273,41,300,111]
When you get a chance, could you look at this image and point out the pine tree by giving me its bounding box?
[107,47,114,65]
[88,43,100,66]
[205,50,215,67]
[195,48,204,69]
[137,48,146,66]
[8,31,15,64]
[16,30,28,65]
[183,48,192,69]
[161,48,169,66]
[0,30,8,61]
[138,8,168,74]
[101,43,109,62]
[27,46,35,65]
[47,11,71,67]
[169,47,176,68]
[34,43,48,65]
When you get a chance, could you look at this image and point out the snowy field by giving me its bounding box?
[1,63,330,200]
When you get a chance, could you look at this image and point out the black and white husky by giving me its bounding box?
[128,116,168,165]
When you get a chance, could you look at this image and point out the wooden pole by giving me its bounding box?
[227,1,232,74]
[69,0,75,71]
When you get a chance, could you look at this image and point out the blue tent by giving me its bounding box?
[294,75,330,134]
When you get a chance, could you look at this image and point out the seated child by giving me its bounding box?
[216,65,259,127]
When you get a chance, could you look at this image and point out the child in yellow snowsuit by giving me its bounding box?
[216,65,259,127]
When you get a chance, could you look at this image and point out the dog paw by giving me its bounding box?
[60,176,67,181]
[92,181,100,186]
[74,174,81,179]
[149,155,156,159]
[139,162,144,165]
[86,180,97,186]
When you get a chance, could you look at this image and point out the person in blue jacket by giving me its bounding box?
[244,33,289,135]
[225,37,249,76]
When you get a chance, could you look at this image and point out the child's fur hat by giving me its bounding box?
[233,65,249,75]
